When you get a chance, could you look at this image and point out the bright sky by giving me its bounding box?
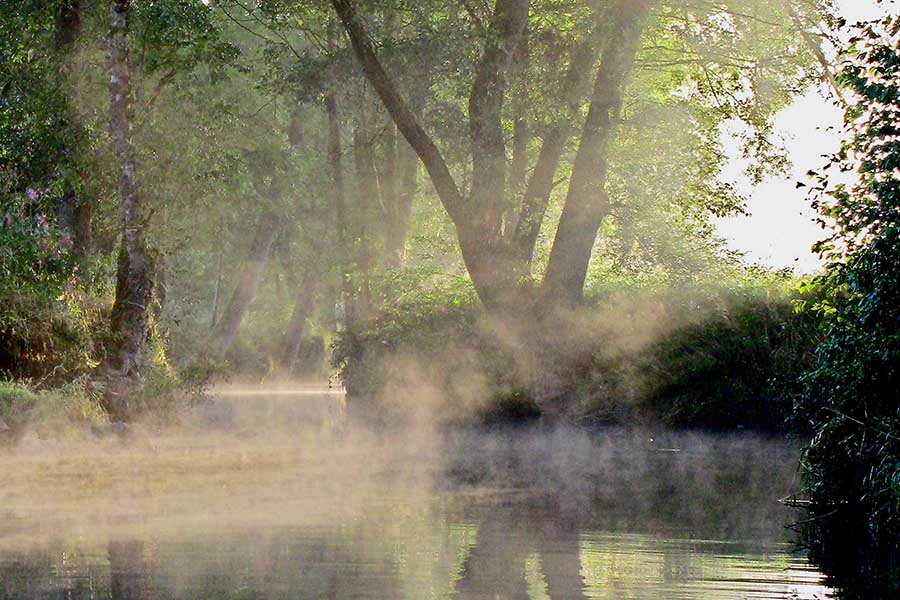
[714,0,894,274]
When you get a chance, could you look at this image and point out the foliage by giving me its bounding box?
[0,281,111,384]
[0,2,82,301]
[334,269,816,432]
[639,284,821,431]
[797,11,900,596]
[332,274,485,424]
[0,379,38,429]
[0,0,837,430]
[0,190,78,298]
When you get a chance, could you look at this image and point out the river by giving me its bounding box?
[0,387,832,599]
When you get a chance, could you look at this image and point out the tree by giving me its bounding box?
[799,10,900,595]
[330,0,829,313]
[99,0,250,405]
[331,0,533,311]
[541,0,651,304]
[102,0,158,416]
[54,0,92,262]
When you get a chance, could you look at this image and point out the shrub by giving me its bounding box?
[0,380,39,429]
[796,13,900,594]
[0,275,111,384]
[333,278,817,432]
[640,289,820,431]
[332,280,491,426]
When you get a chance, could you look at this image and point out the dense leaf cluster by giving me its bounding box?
[799,12,900,596]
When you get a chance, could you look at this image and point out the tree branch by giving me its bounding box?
[786,3,847,109]
[513,41,595,262]
[330,0,466,224]
[468,0,529,231]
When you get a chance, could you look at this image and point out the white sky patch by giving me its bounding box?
[713,0,895,274]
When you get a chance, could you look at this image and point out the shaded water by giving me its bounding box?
[0,387,832,599]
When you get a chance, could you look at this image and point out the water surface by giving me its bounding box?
[0,387,832,599]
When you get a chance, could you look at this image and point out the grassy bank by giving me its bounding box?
[0,379,107,439]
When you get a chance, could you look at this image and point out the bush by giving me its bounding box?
[332,281,494,426]
[639,290,820,431]
[795,13,900,595]
[0,380,39,429]
[333,279,817,432]
[0,275,111,384]
[798,233,900,596]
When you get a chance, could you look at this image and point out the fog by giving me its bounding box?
[1,387,803,550]
[0,388,830,597]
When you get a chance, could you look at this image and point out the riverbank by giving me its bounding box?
[334,283,820,434]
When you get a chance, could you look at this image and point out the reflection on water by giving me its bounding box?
[0,387,832,599]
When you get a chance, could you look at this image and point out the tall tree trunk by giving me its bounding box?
[72,192,92,261]
[210,218,224,327]
[327,18,355,329]
[353,122,376,316]
[508,119,528,211]
[390,134,418,266]
[542,0,652,305]
[210,210,281,361]
[507,31,530,217]
[54,0,92,263]
[280,277,318,371]
[377,9,404,269]
[513,42,596,265]
[463,0,534,312]
[467,0,529,239]
[55,0,82,49]
[103,0,156,418]
[379,118,403,268]
[384,70,426,270]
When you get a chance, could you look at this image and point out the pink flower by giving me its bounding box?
[26,188,37,200]
[61,235,74,249]
[4,212,11,226]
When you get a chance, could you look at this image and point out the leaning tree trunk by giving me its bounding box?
[102,0,156,419]
[210,210,281,361]
[512,41,596,264]
[541,0,652,305]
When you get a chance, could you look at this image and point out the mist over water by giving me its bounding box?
[0,387,832,599]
